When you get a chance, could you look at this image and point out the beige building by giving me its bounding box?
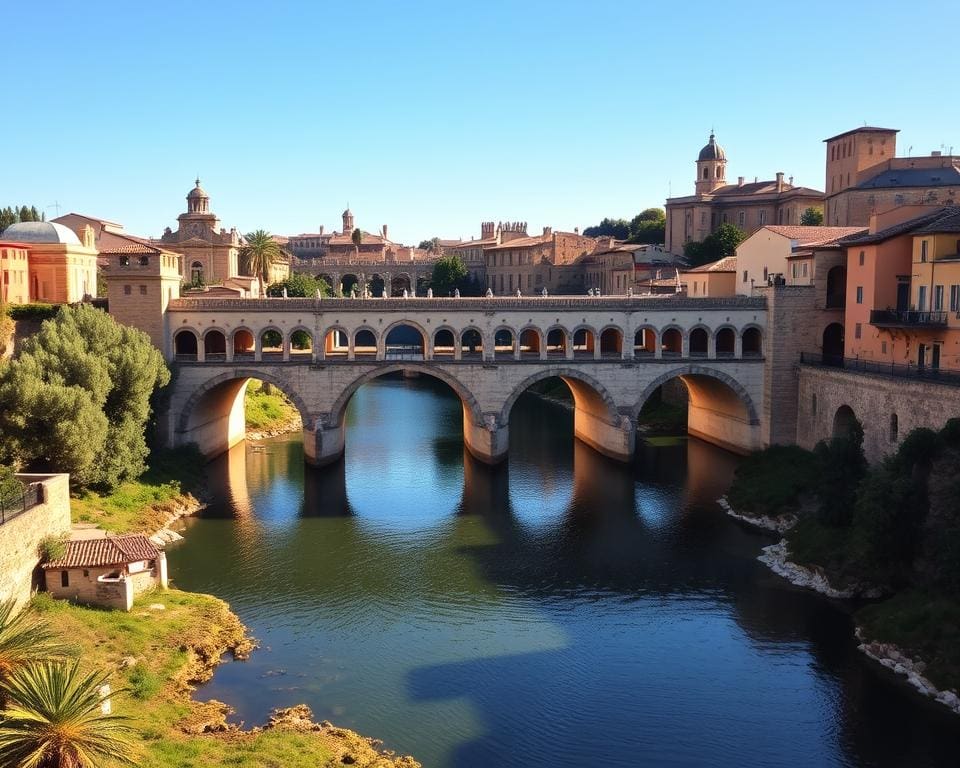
[0,221,98,303]
[823,126,960,227]
[0,242,30,304]
[682,256,738,298]
[42,534,167,611]
[485,224,597,295]
[665,133,824,253]
[734,225,865,296]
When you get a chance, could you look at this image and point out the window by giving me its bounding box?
[722,212,728,223]
[935,285,944,311]
[792,263,799,279]
[889,413,899,443]
[921,240,928,262]
[139,255,150,266]
[881,340,887,354]
[950,285,960,312]
[60,571,69,588]
[759,210,766,225]
[742,270,748,283]
[763,267,768,281]
[859,250,865,266]
[856,286,863,304]
[855,322,862,339]
[139,285,147,295]
[802,263,808,278]
[918,285,928,311]
[738,211,745,227]
[123,284,131,295]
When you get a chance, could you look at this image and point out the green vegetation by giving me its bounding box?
[239,230,282,295]
[70,445,205,534]
[0,301,12,357]
[0,205,45,231]
[0,465,24,507]
[6,302,59,322]
[266,272,331,298]
[727,446,819,518]
[418,237,441,253]
[683,223,746,267]
[800,206,824,226]
[244,380,301,432]
[429,253,469,296]
[37,534,69,563]
[0,305,170,490]
[583,207,666,244]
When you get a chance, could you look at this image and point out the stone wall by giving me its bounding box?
[0,474,71,608]
[797,365,960,463]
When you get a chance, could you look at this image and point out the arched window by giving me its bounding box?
[661,328,682,356]
[174,330,198,360]
[519,329,541,357]
[572,328,594,356]
[353,329,377,357]
[715,328,735,357]
[190,261,204,285]
[742,327,762,357]
[290,330,313,357]
[384,324,424,360]
[703,167,709,179]
[494,329,514,359]
[204,331,226,360]
[433,329,456,357]
[461,329,483,358]
[233,329,254,359]
[689,328,708,357]
[546,328,567,357]
[599,328,622,357]
[634,328,656,356]
[889,413,899,443]
[261,329,284,359]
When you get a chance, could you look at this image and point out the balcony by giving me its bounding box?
[800,352,960,387]
[868,310,947,328]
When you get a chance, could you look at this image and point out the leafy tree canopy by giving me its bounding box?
[429,254,470,296]
[266,272,332,298]
[683,223,746,267]
[351,228,362,248]
[0,205,44,232]
[800,206,824,226]
[418,237,441,253]
[583,218,631,240]
[0,305,170,490]
[583,208,666,245]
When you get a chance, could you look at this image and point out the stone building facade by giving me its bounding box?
[484,224,597,295]
[0,221,99,303]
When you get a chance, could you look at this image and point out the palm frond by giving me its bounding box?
[0,599,72,681]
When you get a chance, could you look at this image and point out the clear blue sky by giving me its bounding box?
[3,0,959,244]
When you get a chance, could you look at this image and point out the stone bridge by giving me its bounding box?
[162,296,771,466]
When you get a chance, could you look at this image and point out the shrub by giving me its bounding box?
[0,464,24,506]
[6,303,58,322]
[727,445,819,517]
[127,662,161,700]
[37,534,68,563]
[814,417,867,526]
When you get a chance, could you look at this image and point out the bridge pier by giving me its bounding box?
[463,412,509,465]
[573,408,635,463]
[303,420,345,468]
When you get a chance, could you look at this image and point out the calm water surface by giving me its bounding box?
[167,375,960,767]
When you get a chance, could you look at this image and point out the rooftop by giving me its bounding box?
[857,165,960,189]
[763,225,867,247]
[823,126,899,143]
[841,207,956,245]
[42,534,159,569]
[0,221,82,245]
[685,255,737,273]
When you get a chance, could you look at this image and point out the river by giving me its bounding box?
[166,373,960,767]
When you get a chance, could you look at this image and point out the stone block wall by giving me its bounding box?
[0,474,71,608]
[797,366,960,463]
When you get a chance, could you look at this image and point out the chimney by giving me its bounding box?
[932,150,942,157]
[543,226,552,237]
[738,176,744,187]
[754,176,758,183]
[776,172,785,192]
[382,224,389,240]
[789,176,794,186]
[319,225,324,235]
[574,226,579,234]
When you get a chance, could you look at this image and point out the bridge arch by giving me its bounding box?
[173,327,200,360]
[518,326,543,357]
[633,365,760,454]
[382,320,427,359]
[598,325,624,357]
[230,327,255,358]
[431,326,457,357]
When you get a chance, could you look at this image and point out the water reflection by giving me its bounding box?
[168,377,960,768]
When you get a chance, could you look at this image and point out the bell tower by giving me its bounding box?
[695,133,727,195]
[342,207,354,234]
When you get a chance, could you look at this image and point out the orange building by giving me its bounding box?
[841,205,960,370]
[0,221,98,304]
[681,255,737,297]
[0,242,31,304]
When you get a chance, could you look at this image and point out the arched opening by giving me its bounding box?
[634,327,656,357]
[433,329,456,357]
[689,328,708,357]
[546,328,567,357]
[317,273,334,288]
[354,329,377,358]
[825,265,846,308]
[341,273,359,296]
[715,327,735,357]
[370,274,386,298]
[290,329,313,359]
[260,329,283,360]
[599,328,623,357]
[204,330,226,361]
[889,412,899,443]
[703,168,709,179]
[742,327,762,357]
[822,323,844,366]
[190,261,204,285]
[323,328,349,358]
[572,328,595,358]
[833,405,857,439]
[461,329,483,359]
[416,276,430,296]
[661,328,682,357]
[635,370,760,455]
[519,328,542,358]
[391,274,412,296]
[494,328,515,360]
[174,329,198,360]
[233,329,254,360]
[384,323,425,360]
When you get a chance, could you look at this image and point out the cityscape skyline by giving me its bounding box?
[4,1,960,244]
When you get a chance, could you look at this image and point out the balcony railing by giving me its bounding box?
[0,483,42,525]
[869,310,948,327]
[800,352,960,386]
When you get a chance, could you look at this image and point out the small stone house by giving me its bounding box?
[41,534,168,611]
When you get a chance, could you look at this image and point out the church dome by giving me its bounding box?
[698,133,726,162]
[187,178,209,199]
[1,221,81,245]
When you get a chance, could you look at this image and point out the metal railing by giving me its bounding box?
[800,352,960,386]
[869,310,948,327]
[0,483,42,525]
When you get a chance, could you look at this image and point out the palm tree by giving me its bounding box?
[240,230,282,296]
[0,660,137,768]
[0,600,71,688]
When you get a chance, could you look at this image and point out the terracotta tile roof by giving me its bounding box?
[98,231,181,256]
[486,234,552,251]
[454,237,498,248]
[42,534,159,569]
[710,182,823,198]
[762,225,867,247]
[842,207,955,245]
[685,255,737,273]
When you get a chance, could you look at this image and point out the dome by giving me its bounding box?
[0,221,81,245]
[342,207,352,217]
[698,133,726,162]
[187,178,209,199]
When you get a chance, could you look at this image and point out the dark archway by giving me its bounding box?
[391,274,412,296]
[742,327,762,357]
[599,328,622,357]
[174,329,198,360]
[204,330,226,361]
[341,273,359,296]
[260,329,283,360]
[715,327,735,357]
[233,329,254,359]
[689,328,708,357]
[385,323,425,360]
[323,328,349,358]
[461,329,483,358]
[825,265,846,308]
[519,328,541,358]
[634,327,656,356]
[822,323,844,366]
[494,328,515,360]
[546,328,567,357]
[661,328,682,356]
[433,328,456,357]
[290,329,313,358]
[354,329,377,358]
[370,274,386,298]
[572,328,595,357]
[833,405,857,439]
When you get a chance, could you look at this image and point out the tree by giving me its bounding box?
[239,230,282,296]
[430,254,469,296]
[0,659,137,768]
[628,208,666,244]
[417,237,441,253]
[800,207,824,226]
[266,273,331,298]
[0,305,170,490]
[0,600,71,690]
[814,417,867,527]
[583,218,631,240]
[683,223,746,267]
[351,227,362,254]
[0,466,23,507]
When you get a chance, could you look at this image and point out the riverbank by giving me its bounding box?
[30,589,420,767]
[245,380,302,439]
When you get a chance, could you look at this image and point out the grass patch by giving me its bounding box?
[857,590,960,692]
[71,445,206,534]
[785,515,852,576]
[727,445,819,517]
[637,399,687,434]
[245,380,301,431]
[26,589,412,767]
